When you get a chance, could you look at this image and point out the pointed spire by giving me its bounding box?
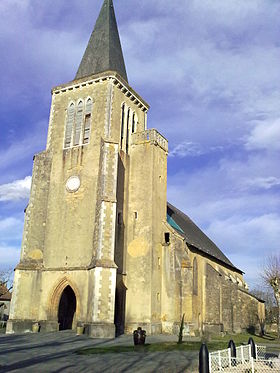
[75,0,128,82]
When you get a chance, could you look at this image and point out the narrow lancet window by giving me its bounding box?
[132,113,136,133]
[126,108,130,153]
[193,257,198,295]
[83,98,92,144]
[64,103,75,148]
[120,104,125,149]
[74,101,83,146]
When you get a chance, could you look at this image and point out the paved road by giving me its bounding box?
[0,331,199,372]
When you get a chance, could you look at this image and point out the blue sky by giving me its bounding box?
[0,0,279,288]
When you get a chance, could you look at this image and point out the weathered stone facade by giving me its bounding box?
[159,222,265,336]
[7,0,264,338]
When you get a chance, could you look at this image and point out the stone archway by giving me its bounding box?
[48,277,81,331]
[58,285,76,330]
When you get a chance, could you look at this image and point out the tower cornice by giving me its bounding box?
[52,71,149,112]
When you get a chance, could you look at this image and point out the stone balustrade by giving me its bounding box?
[131,129,168,152]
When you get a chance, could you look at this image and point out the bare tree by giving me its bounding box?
[0,269,13,299]
[262,255,280,339]
[251,288,277,336]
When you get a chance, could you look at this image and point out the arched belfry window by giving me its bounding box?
[193,257,198,295]
[64,103,75,148]
[83,98,92,144]
[120,104,125,149]
[74,100,83,146]
[64,98,93,148]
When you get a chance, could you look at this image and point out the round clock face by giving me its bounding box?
[66,176,81,192]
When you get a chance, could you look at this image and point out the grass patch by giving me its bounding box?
[77,342,203,355]
[77,332,279,356]
[211,332,279,346]
[0,328,6,334]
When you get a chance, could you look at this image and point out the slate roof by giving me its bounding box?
[75,0,128,82]
[167,202,242,273]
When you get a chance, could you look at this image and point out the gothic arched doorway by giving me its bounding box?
[58,285,76,330]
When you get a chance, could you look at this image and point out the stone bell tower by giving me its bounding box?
[7,0,168,337]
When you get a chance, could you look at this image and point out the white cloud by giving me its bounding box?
[169,149,279,197]
[0,176,31,202]
[0,217,24,241]
[243,176,280,190]
[0,120,47,178]
[0,0,30,12]
[0,216,24,268]
[169,141,204,157]
[169,141,227,158]
[205,214,280,256]
[246,119,280,151]
[229,253,263,289]
[0,243,21,266]
[0,216,22,240]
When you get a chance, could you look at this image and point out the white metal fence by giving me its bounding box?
[209,344,280,373]
[256,344,267,360]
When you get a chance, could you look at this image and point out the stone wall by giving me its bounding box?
[160,227,265,336]
[204,262,263,334]
[205,264,221,332]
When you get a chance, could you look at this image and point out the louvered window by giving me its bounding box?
[64,103,75,148]
[64,98,93,148]
[74,101,83,146]
[83,98,92,144]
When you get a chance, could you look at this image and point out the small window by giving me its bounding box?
[134,211,138,220]
[132,113,136,133]
[193,257,198,295]
[126,108,130,153]
[164,232,170,244]
[120,104,125,149]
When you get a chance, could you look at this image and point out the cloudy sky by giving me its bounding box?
[0,0,279,288]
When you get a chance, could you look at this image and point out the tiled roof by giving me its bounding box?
[0,284,12,301]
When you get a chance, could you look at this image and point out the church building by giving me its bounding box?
[7,0,264,338]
